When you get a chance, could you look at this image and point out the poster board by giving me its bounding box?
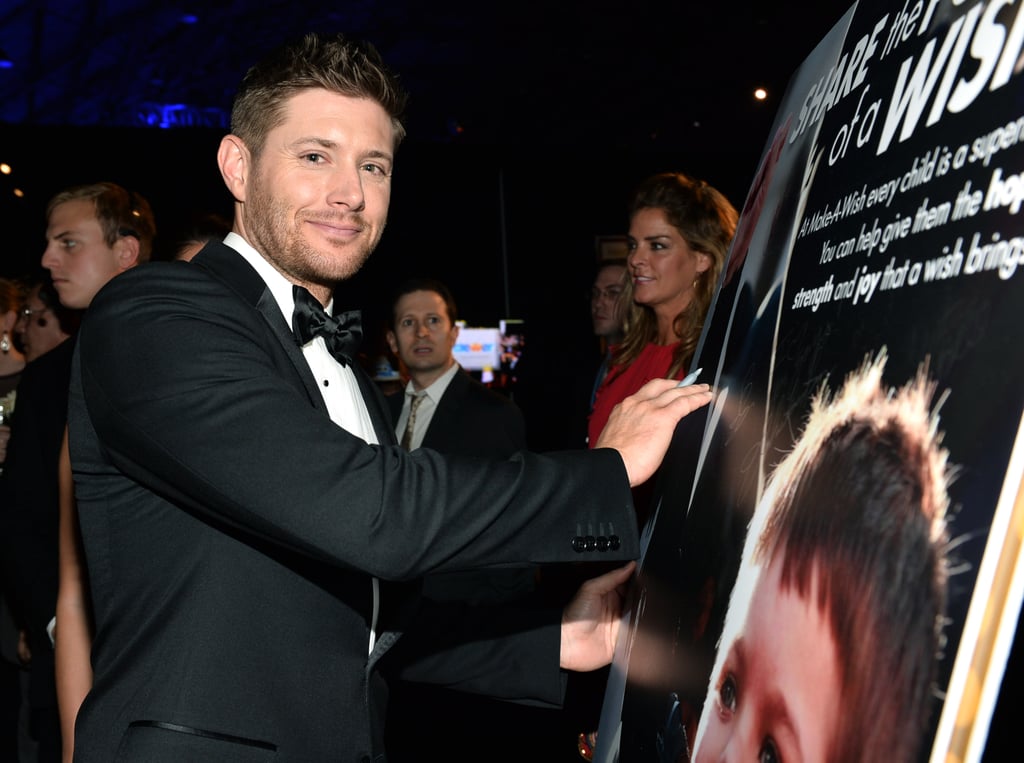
[596,1,1024,761]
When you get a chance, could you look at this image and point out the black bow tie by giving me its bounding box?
[292,285,362,367]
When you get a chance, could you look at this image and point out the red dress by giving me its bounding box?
[587,342,683,447]
[588,342,684,527]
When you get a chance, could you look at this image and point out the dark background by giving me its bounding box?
[0,0,853,450]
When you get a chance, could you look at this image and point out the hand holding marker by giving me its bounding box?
[677,367,702,388]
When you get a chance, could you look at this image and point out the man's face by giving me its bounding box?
[16,286,69,362]
[591,263,626,338]
[41,199,129,309]
[236,89,394,294]
[692,555,841,763]
[387,290,458,379]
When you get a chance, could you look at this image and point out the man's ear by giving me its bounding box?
[386,330,398,355]
[218,135,250,202]
[114,235,142,271]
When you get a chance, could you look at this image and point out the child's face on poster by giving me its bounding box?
[692,556,842,763]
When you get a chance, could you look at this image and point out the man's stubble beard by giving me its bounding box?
[245,180,381,288]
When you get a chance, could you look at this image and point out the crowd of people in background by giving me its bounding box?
[0,185,232,762]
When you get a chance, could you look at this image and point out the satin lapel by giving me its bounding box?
[190,242,327,412]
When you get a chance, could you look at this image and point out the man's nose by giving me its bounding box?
[41,244,58,271]
[326,165,366,210]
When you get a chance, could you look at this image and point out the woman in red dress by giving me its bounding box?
[588,173,737,522]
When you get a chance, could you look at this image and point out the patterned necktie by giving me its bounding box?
[292,285,362,367]
[401,393,425,450]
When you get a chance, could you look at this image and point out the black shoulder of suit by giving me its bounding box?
[460,372,518,409]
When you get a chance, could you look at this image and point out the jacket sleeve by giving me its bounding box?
[72,264,638,581]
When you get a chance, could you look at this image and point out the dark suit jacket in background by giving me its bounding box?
[0,338,75,753]
[68,241,638,762]
[386,369,588,761]
[388,368,525,460]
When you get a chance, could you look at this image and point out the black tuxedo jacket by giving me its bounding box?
[68,241,637,762]
[386,368,525,459]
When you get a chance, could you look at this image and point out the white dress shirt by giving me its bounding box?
[225,233,382,652]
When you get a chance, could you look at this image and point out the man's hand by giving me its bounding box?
[560,561,636,672]
[595,379,713,486]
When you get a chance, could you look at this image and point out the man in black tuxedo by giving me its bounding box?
[67,33,713,762]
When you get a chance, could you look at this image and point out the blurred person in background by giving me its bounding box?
[589,258,627,412]
[162,211,231,262]
[0,277,27,761]
[588,173,736,524]
[15,277,80,364]
[0,278,27,463]
[0,182,154,763]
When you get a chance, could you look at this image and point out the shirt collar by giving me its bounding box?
[223,232,335,324]
[404,360,461,403]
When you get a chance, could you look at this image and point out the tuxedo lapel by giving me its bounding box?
[191,242,327,413]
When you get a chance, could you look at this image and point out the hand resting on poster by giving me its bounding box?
[560,561,637,671]
[595,379,713,487]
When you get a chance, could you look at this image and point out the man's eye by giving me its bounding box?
[61,239,78,250]
[427,316,440,325]
[302,152,325,164]
[361,163,387,176]
[759,739,781,763]
[719,673,737,712]
[400,319,413,328]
